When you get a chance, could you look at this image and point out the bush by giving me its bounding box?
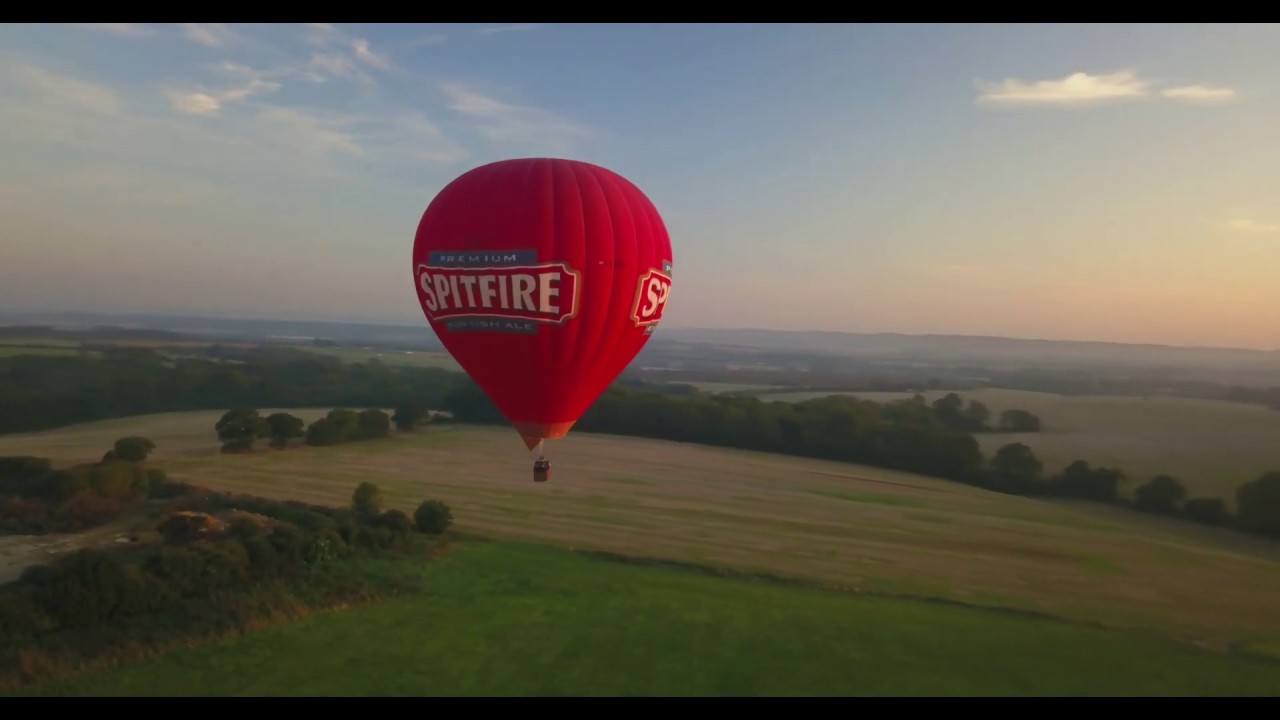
[157,512,226,545]
[1133,475,1187,515]
[352,482,382,517]
[1235,471,1280,538]
[304,529,348,565]
[57,493,132,532]
[112,436,156,463]
[1184,497,1229,525]
[376,509,414,535]
[0,591,54,641]
[33,549,160,629]
[414,499,453,534]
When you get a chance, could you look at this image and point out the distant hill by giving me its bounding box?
[651,328,1280,377]
[2,312,1276,384]
[0,312,444,351]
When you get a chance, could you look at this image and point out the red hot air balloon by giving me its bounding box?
[411,158,674,481]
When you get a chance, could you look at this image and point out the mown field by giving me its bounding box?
[18,541,1280,697]
[4,409,1280,664]
[755,388,1280,499]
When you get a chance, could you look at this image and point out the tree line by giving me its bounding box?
[1,348,1276,542]
[440,382,1280,541]
[214,407,395,452]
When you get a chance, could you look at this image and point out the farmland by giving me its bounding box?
[3,410,1279,663]
[753,388,1280,499]
[20,541,1280,697]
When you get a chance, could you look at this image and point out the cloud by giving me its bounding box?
[976,70,1150,106]
[163,63,284,116]
[165,79,281,116]
[442,82,596,154]
[976,70,1244,110]
[72,23,156,38]
[351,38,391,70]
[1162,84,1238,104]
[300,27,395,84]
[0,59,468,188]
[1225,219,1280,234]
[309,52,374,86]
[179,23,241,48]
[477,24,542,36]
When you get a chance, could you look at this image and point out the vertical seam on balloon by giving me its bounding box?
[565,161,602,421]
[552,158,586,417]
[570,161,614,420]
[526,158,548,425]
[592,169,638,403]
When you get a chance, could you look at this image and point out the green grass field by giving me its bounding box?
[18,541,1280,697]
[4,409,1280,664]
[755,388,1280,499]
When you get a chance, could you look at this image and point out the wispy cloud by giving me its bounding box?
[0,59,468,187]
[442,82,596,154]
[477,24,542,36]
[299,25,396,84]
[975,69,1242,109]
[976,70,1150,106]
[179,23,241,48]
[1162,84,1238,104]
[72,23,156,38]
[165,78,281,116]
[1225,219,1280,234]
[351,38,391,70]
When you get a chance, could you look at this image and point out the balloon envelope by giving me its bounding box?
[412,158,674,451]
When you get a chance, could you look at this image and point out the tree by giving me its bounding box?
[1236,471,1280,538]
[930,393,964,427]
[352,482,383,517]
[264,412,305,449]
[393,403,429,432]
[963,400,991,431]
[112,436,156,462]
[357,409,391,440]
[414,499,453,534]
[1050,460,1125,502]
[216,408,269,452]
[998,409,1042,433]
[1133,474,1187,515]
[1184,497,1229,526]
[986,443,1044,495]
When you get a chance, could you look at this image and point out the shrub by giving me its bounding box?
[112,436,156,463]
[1133,475,1187,515]
[1184,497,1229,526]
[1235,471,1280,538]
[241,535,280,577]
[352,482,382,517]
[33,549,158,629]
[413,499,453,534]
[157,512,226,545]
[304,529,348,565]
[0,590,54,641]
[56,492,132,532]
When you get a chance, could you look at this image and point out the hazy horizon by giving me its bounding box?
[3,24,1278,350]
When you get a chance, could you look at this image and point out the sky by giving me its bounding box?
[0,23,1277,350]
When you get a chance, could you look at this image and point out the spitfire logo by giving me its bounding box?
[417,249,580,334]
[631,260,673,333]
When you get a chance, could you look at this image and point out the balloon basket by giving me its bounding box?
[533,459,550,483]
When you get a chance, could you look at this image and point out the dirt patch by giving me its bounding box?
[0,525,140,586]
